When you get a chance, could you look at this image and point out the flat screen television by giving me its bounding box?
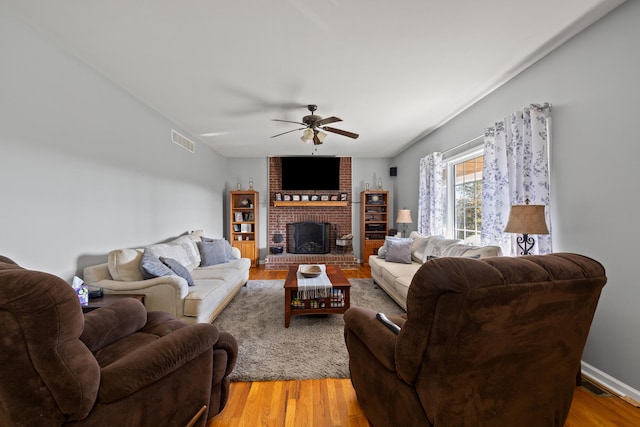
[281,156,340,191]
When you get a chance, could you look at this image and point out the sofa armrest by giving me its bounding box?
[344,307,397,372]
[98,323,219,404]
[88,276,189,318]
[80,298,148,352]
[87,275,187,294]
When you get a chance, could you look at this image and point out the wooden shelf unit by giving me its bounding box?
[230,190,259,267]
[360,191,389,266]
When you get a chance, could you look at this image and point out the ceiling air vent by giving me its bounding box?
[171,129,195,153]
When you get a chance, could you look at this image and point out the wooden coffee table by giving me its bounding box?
[284,264,351,327]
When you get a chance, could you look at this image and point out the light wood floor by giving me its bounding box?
[208,265,640,427]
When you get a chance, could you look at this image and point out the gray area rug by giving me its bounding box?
[212,278,404,382]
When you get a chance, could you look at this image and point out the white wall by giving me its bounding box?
[0,9,228,281]
[393,1,640,393]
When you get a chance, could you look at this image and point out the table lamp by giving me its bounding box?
[396,209,413,238]
[504,199,549,255]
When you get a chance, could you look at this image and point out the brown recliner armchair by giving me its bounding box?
[0,256,237,427]
[344,253,607,427]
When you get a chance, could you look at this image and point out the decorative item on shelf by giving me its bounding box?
[240,198,250,206]
[248,177,253,189]
[377,177,383,189]
[275,192,282,201]
[504,198,549,255]
[237,182,242,190]
[365,182,370,190]
[340,193,348,201]
[367,194,383,204]
[396,209,413,238]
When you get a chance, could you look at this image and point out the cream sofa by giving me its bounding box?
[83,231,250,324]
[369,232,502,309]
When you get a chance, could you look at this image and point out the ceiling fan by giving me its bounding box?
[271,104,359,145]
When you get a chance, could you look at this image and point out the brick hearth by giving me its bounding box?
[265,253,358,270]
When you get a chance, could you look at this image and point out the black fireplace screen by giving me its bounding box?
[287,222,331,254]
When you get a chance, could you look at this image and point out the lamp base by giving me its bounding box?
[516,233,535,255]
[400,224,408,238]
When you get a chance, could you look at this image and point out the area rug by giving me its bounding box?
[212,278,404,382]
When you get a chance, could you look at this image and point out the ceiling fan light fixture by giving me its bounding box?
[301,128,314,143]
[316,130,327,143]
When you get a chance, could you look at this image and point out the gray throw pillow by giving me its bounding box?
[160,257,195,286]
[140,250,174,279]
[385,238,413,264]
[201,237,235,260]
[198,240,229,266]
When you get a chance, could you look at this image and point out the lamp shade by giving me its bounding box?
[316,130,327,143]
[396,209,413,224]
[301,128,314,143]
[504,204,549,235]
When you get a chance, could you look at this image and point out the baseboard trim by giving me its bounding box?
[581,361,640,407]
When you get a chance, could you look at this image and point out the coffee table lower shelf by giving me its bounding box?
[283,265,351,328]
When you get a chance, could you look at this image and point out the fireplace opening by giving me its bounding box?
[287,222,331,254]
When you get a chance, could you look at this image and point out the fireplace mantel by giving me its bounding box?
[272,201,348,207]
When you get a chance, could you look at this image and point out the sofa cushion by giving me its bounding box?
[443,243,503,258]
[160,257,195,286]
[144,243,191,269]
[140,250,175,279]
[385,238,413,264]
[409,232,430,263]
[425,236,463,258]
[380,261,421,286]
[108,248,144,281]
[170,236,201,269]
[183,279,227,317]
[394,275,414,301]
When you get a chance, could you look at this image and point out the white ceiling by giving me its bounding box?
[6,0,624,158]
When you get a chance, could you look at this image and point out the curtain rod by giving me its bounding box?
[441,134,483,156]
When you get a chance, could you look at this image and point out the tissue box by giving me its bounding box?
[76,285,89,306]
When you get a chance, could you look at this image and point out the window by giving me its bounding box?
[444,148,483,244]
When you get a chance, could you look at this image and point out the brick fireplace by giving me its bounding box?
[266,156,357,270]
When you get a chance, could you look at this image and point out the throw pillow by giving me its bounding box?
[201,237,236,260]
[140,250,174,279]
[378,236,411,259]
[385,237,413,264]
[160,257,195,286]
[198,240,229,266]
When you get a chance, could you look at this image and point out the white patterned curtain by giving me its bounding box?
[481,103,552,256]
[418,152,445,236]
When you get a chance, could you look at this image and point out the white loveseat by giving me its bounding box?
[369,231,502,309]
[83,231,250,323]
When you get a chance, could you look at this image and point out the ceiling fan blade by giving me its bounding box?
[271,127,306,138]
[315,116,342,126]
[272,119,306,126]
[313,133,322,145]
[322,126,359,139]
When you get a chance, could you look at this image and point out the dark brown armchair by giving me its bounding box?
[344,253,606,427]
[0,256,237,427]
